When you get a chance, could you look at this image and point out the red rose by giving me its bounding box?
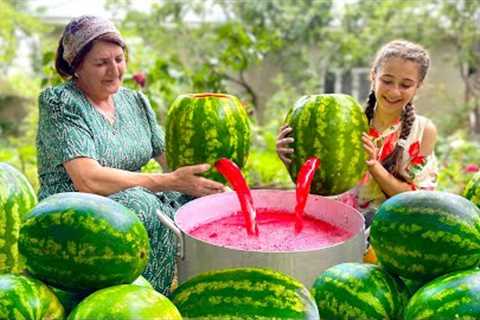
[465,163,480,173]
[132,72,146,87]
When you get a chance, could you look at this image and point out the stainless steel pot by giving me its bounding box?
[157,189,365,287]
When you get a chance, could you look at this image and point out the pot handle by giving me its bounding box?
[155,210,185,260]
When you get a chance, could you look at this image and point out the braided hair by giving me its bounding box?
[365,40,430,180]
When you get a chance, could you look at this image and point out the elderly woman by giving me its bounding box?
[36,15,225,294]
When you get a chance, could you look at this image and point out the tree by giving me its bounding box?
[0,0,44,73]
[106,0,334,123]
[431,0,480,135]
[334,0,480,135]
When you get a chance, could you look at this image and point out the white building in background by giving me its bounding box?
[7,17,65,76]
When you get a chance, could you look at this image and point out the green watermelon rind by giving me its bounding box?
[404,268,480,319]
[170,267,319,319]
[285,94,368,196]
[67,284,181,320]
[464,171,480,208]
[165,93,251,183]
[0,163,37,274]
[19,192,150,292]
[311,262,409,320]
[370,191,480,281]
[0,274,64,320]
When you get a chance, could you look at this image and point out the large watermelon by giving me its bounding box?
[67,284,181,320]
[311,262,409,320]
[0,274,64,319]
[370,191,480,281]
[18,192,150,292]
[404,268,480,319]
[170,267,319,319]
[165,93,251,183]
[464,171,480,208]
[0,163,37,274]
[285,94,368,196]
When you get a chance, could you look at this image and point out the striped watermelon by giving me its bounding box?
[67,284,181,320]
[50,275,153,314]
[400,277,426,297]
[0,274,64,319]
[370,191,480,281]
[18,192,150,292]
[170,268,319,319]
[285,94,368,196]
[165,93,251,183]
[464,171,480,208]
[404,268,480,319]
[0,163,37,273]
[311,262,409,320]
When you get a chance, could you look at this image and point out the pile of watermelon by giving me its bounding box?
[3,87,480,319]
[0,163,182,319]
[311,190,480,319]
[0,162,319,319]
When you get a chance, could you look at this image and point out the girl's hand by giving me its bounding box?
[276,124,294,165]
[171,164,226,197]
[362,133,380,168]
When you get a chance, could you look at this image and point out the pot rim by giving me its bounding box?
[174,189,366,254]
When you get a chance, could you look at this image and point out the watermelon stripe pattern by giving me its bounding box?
[311,263,409,320]
[68,284,181,320]
[165,93,251,183]
[0,163,37,274]
[0,274,64,320]
[50,275,153,315]
[170,268,319,319]
[404,269,480,319]
[370,191,480,281]
[19,192,150,292]
[464,171,480,208]
[285,94,368,195]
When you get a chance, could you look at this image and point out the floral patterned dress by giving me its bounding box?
[337,115,438,217]
[36,80,189,295]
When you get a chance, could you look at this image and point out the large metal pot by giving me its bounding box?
[157,189,365,287]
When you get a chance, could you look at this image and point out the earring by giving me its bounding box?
[74,72,79,78]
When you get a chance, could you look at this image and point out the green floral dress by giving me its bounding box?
[36,80,188,294]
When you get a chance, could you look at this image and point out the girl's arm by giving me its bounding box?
[363,121,437,197]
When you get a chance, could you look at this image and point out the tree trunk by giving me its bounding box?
[470,103,480,134]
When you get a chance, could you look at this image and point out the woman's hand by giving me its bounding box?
[362,133,380,168]
[276,124,295,165]
[170,164,226,197]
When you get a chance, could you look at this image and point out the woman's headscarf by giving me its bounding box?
[62,15,123,65]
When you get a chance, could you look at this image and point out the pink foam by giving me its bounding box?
[189,208,352,252]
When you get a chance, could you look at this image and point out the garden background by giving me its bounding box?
[1,0,480,195]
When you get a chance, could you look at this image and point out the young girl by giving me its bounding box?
[277,39,438,229]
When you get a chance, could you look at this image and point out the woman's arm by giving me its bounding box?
[362,121,437,197]
[64,157,225,197]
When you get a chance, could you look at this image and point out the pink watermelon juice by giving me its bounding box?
[294,156,320,233]
[189,208,352,252]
